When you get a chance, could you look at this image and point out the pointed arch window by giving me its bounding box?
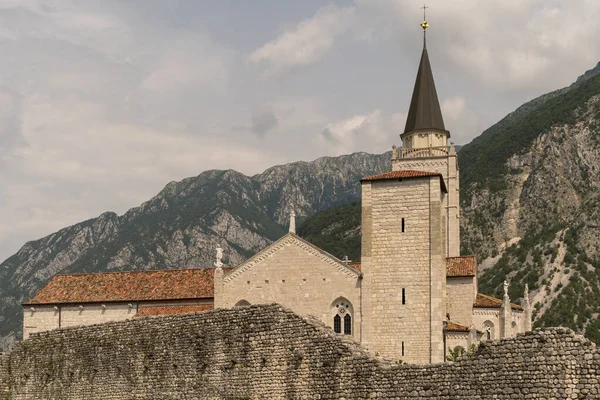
[344,314,352,335]
[332,298,353,336]
[334,315,342,334]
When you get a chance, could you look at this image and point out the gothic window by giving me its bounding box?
[344,314,352,335]
[334,315,341,333]
[483,320,495,340]
[332,298,353,336]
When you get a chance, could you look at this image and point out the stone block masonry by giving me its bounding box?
[1,304,600,399]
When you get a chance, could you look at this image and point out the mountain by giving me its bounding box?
[0,152,391,347]
[460,62,600,340]
[298,62,600,343]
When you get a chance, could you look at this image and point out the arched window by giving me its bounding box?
[234,300,251,308]
[511,321,518,337]
[483,320,495,340]
[331,297,353,336]
[334,315,341,333]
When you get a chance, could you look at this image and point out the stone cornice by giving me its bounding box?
[224,234,360,283]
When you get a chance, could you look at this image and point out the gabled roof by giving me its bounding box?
[23,268,230,305]
[474,293,523,311]
[224,233,361,283]
[135,305,213,318]
[447,256,477,277]
[445,322,470,332]
[361,170,447,193]
[403,47,446,134]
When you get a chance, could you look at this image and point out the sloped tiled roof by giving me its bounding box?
[445,322,470,332]
[347,262,361,272]
[135,305,213,318]
[23,268,228,305]
[446,256,477,277]
[474,293,523,311]
[361,170,447,193]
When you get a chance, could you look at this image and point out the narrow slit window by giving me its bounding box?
[402,341,405,356]
[402,288,406,305]
[334,315,342,333]
[344,314,352,335]
[402,218,405,232]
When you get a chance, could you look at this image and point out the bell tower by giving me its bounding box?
[392,14,460,258]
[360,10,448,364]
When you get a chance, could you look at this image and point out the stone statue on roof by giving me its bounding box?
[215,245,224,268]
[504,280,509,297]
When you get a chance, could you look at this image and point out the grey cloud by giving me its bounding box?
[251,107,278,138]
[320,127,340,143]
[0,87,24,163]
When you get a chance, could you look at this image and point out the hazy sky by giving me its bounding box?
[1,0,599,261]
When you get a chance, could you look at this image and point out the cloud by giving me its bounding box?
[441,96,480,145]
[142,34,233,93]
[249,4,354,74]
[319,110,404,155]
[250,106,278,138]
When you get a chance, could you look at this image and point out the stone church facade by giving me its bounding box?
[22,24,532,364]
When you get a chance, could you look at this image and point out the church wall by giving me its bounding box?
[23,300,213,339]
[445,332,469,354]
[446,277,475,327]
[22,306,59,340]
[59,304,136,329]
[3,304,599,400]
[221,237,361,340]
[472,308,500,340]
[362,178,432,363]
[392,153,460,257]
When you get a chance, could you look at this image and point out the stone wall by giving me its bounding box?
[1,304,600,399]
[446,277,475,326]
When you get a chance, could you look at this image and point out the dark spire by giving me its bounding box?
[403,11,446,134]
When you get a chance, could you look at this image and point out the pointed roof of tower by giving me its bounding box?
[403,20,446,134]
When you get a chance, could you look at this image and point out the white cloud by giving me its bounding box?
[319,110,403,155]
[249,4,354,74]
[441,96,480,145]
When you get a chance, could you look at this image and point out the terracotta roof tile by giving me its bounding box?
[23,268,230,305]
[361,170,447,192]
[447,256,477,277]
[347,262,361,272]
[445,322,470,332]
[135,305,213,317]
[474,293,523,311]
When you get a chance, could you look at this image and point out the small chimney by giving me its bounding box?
[289,211,296,234]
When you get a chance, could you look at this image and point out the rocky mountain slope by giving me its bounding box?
[0,152,390,347]
[460,62,600,342]
[298,62,600,343]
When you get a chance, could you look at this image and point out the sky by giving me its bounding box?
[1,0,599,262]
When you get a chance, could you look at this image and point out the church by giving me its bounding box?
[22,19,532,364]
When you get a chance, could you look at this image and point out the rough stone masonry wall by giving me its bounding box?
[1,304,600,400]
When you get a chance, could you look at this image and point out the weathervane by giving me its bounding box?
[421,4,429,48]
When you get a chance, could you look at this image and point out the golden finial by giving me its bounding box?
[421,4,429,48]
[421,4,429,30]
